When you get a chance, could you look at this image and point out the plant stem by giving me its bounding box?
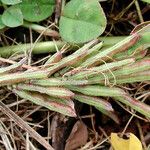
[0,41,65,57]
[135,0,144,23]
[0,37,126,57]
[23,22,59,37]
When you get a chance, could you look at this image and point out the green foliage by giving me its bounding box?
[0,0,107,44]
[19,0,55,22]
[140,0,150,3]
[59,0,107,43]
[0,0,55,28]
[0,15,5,29]
[1,0,22,5]
[2,6,23,27]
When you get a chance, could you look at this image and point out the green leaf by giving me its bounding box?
[140,0,150,3]
[1,0,22,5]
[19,0,55,22]
[59,0,107,43]
[74,94,113,112]
[0,15,5,29]
[13,89,76,117]
[114,95,150,118]
[67,85,125,97]
[14,83,75,99]
[2,6,23,27]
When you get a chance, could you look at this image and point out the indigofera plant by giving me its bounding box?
[0,23,150,122]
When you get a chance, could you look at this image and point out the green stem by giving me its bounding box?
[23,22,59,37]
[0,41,65,57]
[0,36,126,57]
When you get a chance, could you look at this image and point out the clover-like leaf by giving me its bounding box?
[1,0,22,5]
[59,0,107,43]
[2,6,23,27]
[19,0,55,22]
[0,15,5,29]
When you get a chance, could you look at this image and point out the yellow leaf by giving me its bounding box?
[110,133,143,150]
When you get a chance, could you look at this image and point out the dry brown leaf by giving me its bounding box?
[65,120,88,150]
[51,114,67,150]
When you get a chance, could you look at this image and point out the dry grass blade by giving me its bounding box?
[45,51,63,65]
[0,101,54,150]
[0,58,26,75]
[0,122,13,150]
[0,57,38,70]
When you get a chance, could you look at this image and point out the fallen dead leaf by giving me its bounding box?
[65,120,88,150]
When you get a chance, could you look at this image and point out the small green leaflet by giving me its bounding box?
[1,0,22,5]
[59,0,107,43]
[0,15,5,29]
[19,0,55,22]
[2,6,23,27]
